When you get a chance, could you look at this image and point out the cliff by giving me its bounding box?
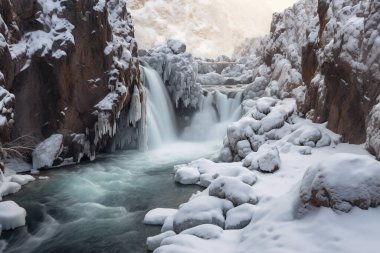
[0,0,144,167]
[234,0,380,158]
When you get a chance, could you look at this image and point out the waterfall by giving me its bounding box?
[182,90,242,141]
[142,66,178,149]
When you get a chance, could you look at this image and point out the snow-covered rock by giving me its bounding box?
[208,177,258,206]
[174,158,257,188]
[147,231,176,251]
[32,134,63,170]
[173,196,233,233]
[243,144,281,173]
[0,201,26,230]
[300,153,380,212]
[225,204,256,230]
[180,224,223,240]
[174,166,200,185]
[144,208,178,225]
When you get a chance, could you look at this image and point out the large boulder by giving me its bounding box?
[300,153,380,212]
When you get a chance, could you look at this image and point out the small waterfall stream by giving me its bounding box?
[142,66,178,149]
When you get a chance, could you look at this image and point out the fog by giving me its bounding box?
[128,0,296,57]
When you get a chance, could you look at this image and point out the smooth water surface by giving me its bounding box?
[3,141,220,253]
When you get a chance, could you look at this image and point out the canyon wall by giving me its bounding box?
[0,0,144,165]
[235,0,380,158]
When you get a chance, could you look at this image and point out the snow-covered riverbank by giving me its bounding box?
[145,97,380,253]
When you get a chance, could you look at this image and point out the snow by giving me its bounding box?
[172,196,233,233]
[180,224,223,239]
[0,201,26,230]
[10,174,35,186]
[225,204,256,230]
[144,208,178,225]
[147,231,176,251]
[174,166,200,185]
[32,134,63,170]
[208,176,258,206]
[300,153,380,212]
[243,144,281,173]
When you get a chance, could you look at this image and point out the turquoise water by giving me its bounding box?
[3,142,219,253]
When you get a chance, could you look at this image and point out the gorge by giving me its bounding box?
[0,0,380,253]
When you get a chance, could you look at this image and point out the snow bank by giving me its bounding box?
[300,153,380,212]
[144,208,177,225]
[32,134,63,170]
[0,201,26,230]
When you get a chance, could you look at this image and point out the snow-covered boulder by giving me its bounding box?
[243,144,281,173]
[0,181,21,200]
[174,165,200,185]
[300,154,380,212]
[174,158,257,188]
[173,196,233,233]
[225,203,256,230]
[0,201,26,230]
[208,177,258,206]
[180,224,223,240]
[147,231,176,251]
[32,134,63,170]
[144,208,178,225]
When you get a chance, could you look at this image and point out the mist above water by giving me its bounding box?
[128,0,296,57]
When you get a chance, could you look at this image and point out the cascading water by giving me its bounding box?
[142,66,178,149]
[182,90,242,141]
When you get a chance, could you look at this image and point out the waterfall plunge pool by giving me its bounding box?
[3,141,221,253]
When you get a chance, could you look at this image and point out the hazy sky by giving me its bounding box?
[128,0,296,57]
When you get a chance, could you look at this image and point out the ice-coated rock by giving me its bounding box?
[208,176,258,206]
[300,154,380,212]
[32,134,63,170]
[144,208,178,225]
[167,39,186,54]
[173,196,233,233]
[147,231,176,251]
[0,201,26,230]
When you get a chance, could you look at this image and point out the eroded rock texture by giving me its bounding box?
[0,0,143,165]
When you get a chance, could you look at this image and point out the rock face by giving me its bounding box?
[0,0,143,164]
[234,0,380,158]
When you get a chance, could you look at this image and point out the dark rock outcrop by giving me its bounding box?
[0,0,144,165]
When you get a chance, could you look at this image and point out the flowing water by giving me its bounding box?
[2,142,220,253]
[3,67,242,253]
